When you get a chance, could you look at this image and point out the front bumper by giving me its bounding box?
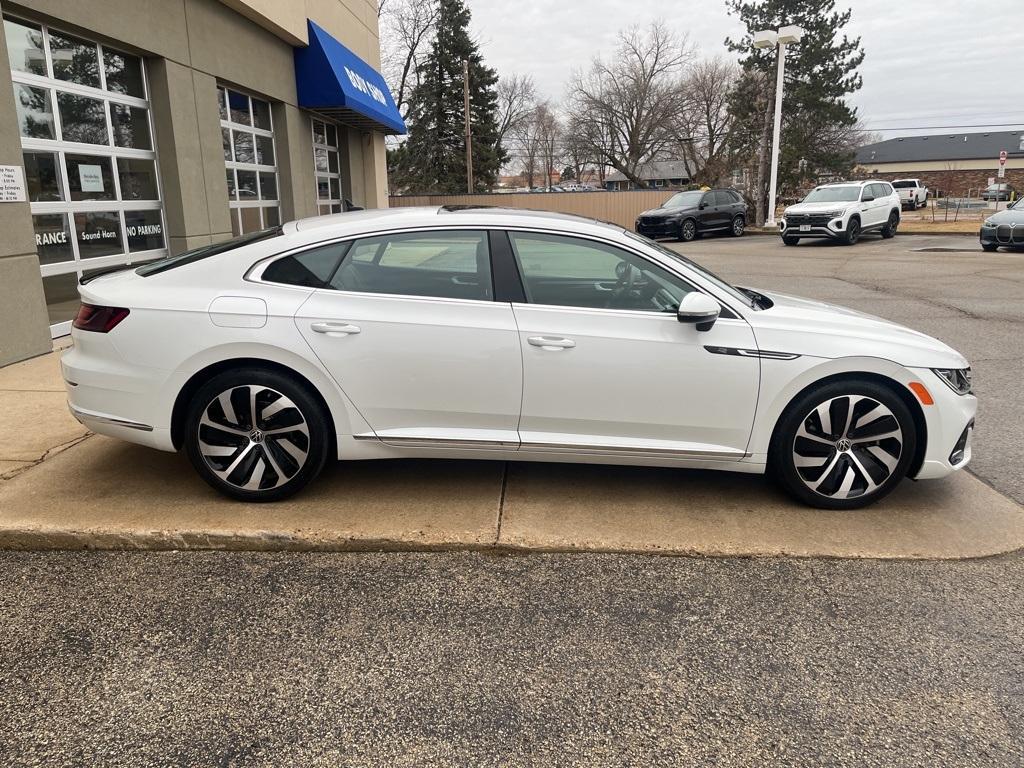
[980,223,1024,249]
[910,368,978,480]
[778,215,846,240]
[635,218,681,238]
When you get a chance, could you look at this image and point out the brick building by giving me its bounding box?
[855,130,1024,197]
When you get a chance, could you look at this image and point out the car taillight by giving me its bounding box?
[73,303,130,332]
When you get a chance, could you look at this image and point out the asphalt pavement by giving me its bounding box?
[0,550,1021,767]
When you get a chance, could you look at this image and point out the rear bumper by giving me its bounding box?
[62,333,175,451]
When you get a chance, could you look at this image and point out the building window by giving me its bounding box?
[312,118,343,215]
[218,85,279,234]
[4,14,166,334]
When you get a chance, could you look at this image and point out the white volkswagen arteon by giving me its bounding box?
[62,207,976,509]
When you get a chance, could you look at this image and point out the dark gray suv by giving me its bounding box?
[635,188,747,242]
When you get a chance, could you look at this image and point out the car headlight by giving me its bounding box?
[983,218,996,228]
[932,367,973,395]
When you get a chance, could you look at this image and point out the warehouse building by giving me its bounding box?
[0,0,404,365]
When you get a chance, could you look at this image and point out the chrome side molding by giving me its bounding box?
[704,346,800,360]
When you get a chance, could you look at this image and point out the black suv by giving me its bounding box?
[635,188,747,242]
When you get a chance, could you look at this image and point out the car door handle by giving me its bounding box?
[310,321,361,336]
[528,336,575,350]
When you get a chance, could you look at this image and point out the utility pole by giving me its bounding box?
[463,58,473,193]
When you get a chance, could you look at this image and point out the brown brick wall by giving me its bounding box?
[863,169,1023,198]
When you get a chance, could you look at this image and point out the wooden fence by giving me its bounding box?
[388,190,676,231]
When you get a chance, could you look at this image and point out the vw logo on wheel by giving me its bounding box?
[836,438,852,452]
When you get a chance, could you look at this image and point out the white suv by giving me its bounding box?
[780,181,901,246]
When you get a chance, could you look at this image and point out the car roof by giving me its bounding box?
[287,205,627,238]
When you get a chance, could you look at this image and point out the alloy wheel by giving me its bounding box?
[792,394,903,500]
[197,385,310,491]
[732,216,745,236]
[681,220,696,241]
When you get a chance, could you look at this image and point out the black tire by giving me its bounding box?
[678,219,698,242]
[730,215,745,237]
[981,243,999,252]
[782,235,800,246]
[769,378,917,510]
[909,199,917,211]
[184,367,330,502]
[843,217,861,245]
[881,211,899,239]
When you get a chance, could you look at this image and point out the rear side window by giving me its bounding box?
[136,227,282,276]
[329,230,492,301]
[262,242,348,287]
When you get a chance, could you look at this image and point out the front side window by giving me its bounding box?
[509,231,694,313]
[3,14,166,333]
[330,231,492,301]
[219,85,279,235]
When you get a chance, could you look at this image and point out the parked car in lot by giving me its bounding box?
[979,195,1024,251]
[981,183,1015,202]
[780,181,901,246]
[635,188,747,242]
[63,207,976,510]
[892,178,928,210]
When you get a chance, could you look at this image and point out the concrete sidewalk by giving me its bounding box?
[1,349,1022,559]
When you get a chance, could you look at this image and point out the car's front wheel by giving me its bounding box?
[678,219,698,242]
[184,368,330,502]
[843,217,861,245]
[770,379,917,510]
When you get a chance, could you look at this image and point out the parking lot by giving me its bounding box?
[1,231,1022,765]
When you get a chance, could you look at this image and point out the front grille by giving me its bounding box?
[639,216,670,227]
[786,213,833,227]
[995,224,1024,244]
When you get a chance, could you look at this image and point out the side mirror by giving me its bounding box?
[676,292,720,331]
[698,201,708,209]
[861,194,874,202]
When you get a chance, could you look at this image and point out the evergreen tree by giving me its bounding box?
[725,0,865,221]
[389,0,504,193]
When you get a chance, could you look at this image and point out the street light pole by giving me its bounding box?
[754,25,804,227]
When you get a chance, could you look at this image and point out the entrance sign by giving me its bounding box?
[0,165,26,202]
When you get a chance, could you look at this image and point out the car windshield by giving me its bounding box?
[801,186,861,203]
[663,191,704,208]
[892,181,916,189]
[1011,197,1024,209]
[624,231,755,308]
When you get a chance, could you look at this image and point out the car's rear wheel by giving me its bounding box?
[731,215,745,237]
[882,211,899,238]
[770,379,917,510]
[782,235,800,246]
[843,217,861,245]
[678,219,698,242]
[184,368,330,502]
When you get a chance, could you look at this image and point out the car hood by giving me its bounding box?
[639,206,693,217]
[783,201,851,215]
[745,289,968,369]
[985,207,1024,225]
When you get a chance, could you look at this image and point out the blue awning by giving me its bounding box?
[294,20,406,135]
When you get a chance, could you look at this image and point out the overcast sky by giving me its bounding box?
[466,0,1024,138]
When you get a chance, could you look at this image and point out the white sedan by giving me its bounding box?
[63,207,976,509]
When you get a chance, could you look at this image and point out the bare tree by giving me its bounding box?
[536,102,563,190]
[496,74,537,154]
[567,22,692,188]
[509,104,544,189]
[674,57,738,186]
[379,0,439,119]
